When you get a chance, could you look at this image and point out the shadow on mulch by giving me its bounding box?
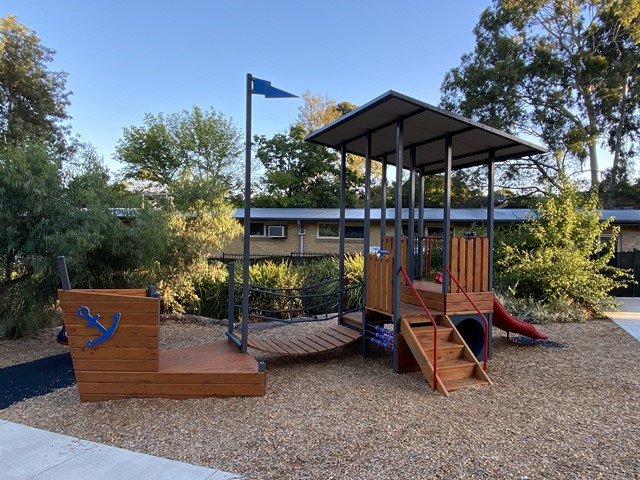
[0,353,75,409]
[510,336,568,348]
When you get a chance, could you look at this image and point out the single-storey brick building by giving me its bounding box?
[212,208,640,258]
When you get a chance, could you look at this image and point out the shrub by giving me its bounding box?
[496,291,587,324]
[343,253,364,310]
[495,179,633,315]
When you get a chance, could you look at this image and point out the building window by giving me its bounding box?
[317,223,365,239]
[250,222,265,236]
[598,234,619,254]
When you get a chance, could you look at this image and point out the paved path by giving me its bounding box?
[605,297,640,341]
[0,420,241,480]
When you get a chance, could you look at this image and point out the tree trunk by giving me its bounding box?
[608,78,630,208]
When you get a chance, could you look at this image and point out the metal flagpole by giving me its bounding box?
[242,73,253,353]
[241,74,297,353]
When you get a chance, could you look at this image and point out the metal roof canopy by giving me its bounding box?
[304,91,546,173]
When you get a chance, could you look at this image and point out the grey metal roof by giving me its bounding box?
[304,91,547,174]
[234,208,640,224]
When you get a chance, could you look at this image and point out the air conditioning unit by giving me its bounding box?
[267,225,286,238]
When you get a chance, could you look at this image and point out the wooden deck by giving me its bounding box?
[59,289,265,402]
[74,341,265,401]
[241,324,362,356]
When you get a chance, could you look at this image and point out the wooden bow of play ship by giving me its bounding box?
[59,288,265,402]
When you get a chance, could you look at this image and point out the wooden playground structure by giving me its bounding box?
[58,282,265,402]
[58,90,545,401]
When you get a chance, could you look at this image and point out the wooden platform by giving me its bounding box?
[241,324,362,356]
[401,280,493,315]
[75,341,265,401]
[59,289,265,402]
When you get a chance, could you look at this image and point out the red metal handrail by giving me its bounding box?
[399,266,439,391]
[443,265,489,372]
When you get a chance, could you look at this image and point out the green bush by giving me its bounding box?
[495,180,633,315]
[248,260,302,319]
[343,253,364,310]
[496,291,587,324]
[189,263,230,319]
[186,254,366,322]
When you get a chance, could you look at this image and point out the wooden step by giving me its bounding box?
[423,341,465,362]
[444,376,490,392]
[437,359,477,382]
[412,326,453,343]
[341,312,363,329]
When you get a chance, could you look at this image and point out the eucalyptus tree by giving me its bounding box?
[441,0,640,191]
[0,15,71,152]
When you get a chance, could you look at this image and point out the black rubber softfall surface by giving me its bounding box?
[0,353,75,409]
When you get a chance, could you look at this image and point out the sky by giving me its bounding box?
[3,1,496,173]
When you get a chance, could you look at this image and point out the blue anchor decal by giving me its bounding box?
[76,306,121,347]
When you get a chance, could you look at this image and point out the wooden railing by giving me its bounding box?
[365,253,393,314]
[422,236,489,293]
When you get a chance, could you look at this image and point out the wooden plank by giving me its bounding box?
[246,338,272,353]
[314,331,344,348]
[67,334,159,349]
[461,238,476,292]
[395,333,421,374]
[78,387,266,401]
[322,328,354,344]
[288,337,318,354]
[61,310,159,326]
[450,238,459,293]
[271,338,305,355]
[65,325,158,337]
[259,339,290,355]
[481,237,489,291]
[305,333,339,350]
[77,382,265,397]
[75,371,265,385]
[70,359,158,372]
[331,325,361,340]
[472,238,481,292]
[294,336,326,352]
[71,289,148,297]
[59,294,159,310]
[69,347,158,360]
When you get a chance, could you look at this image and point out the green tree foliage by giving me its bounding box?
[441,0,640,189]
[253,124,345,207]
[396,170,486,208]
[495,179,633,314]
[115,106,243,205]
[114,106,243,312]
[254,92,369,208]
[0,144,167,337]
[0,15,71,151]
[0,140,241,336]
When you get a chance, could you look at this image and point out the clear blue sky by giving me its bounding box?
[4,1,494,172]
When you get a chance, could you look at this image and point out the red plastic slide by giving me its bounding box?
[492,297,549,340]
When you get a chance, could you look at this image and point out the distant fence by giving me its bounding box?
[210,252,335,266]
[611,250,640,297]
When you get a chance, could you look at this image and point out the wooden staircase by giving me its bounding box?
[400,314,491,396]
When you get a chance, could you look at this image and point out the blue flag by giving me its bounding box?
[252,77,297,98]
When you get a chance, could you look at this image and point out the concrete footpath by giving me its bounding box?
[0,420,241,480]
[605,297,640,341]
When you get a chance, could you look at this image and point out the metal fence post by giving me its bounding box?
[227,262,235,339]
